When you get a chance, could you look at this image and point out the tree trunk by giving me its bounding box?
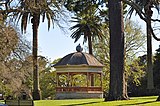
[145,3,154,90]
[88,34,93,55]
[32,14,41,100]
[87,34,94,85]
[105,0,128,101]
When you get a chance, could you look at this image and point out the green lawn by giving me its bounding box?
[1,96,160,106]
[34,96,160,106]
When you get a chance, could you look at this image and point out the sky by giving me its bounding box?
[25,10,160,62]
[26,20,85,61]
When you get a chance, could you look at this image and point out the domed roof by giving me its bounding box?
[53,52,103,67]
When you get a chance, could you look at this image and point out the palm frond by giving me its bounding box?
[127,0,160,18]
[42,12,45,22]
[127,7,135,19]
[69,24,82,30]
[70,28,82,43]
[21,12,30,33]
[69,4,104,53]
[46,12,51,31]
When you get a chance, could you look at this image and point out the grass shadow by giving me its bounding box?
[118,100,156,106]
[61,101,101,106]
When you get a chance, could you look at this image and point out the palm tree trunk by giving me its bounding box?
[32,14,41,100]
[145,3,154,90]
[88,34,93,55]
[105,0,128,101]
[87,33,94,86]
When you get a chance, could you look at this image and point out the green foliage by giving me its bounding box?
[127,55,148,96]
[58,74,89,87]
[64,0,100,13]
[70,14,103,43]
[58,74,68,87]
[126,58,146,86]
[93,20,146,92]
[153,46,160,89]
[124,20,146,62]
[0,53,56,100]
[40,70,56,99]
[71,74,87,87]
[94,74,102,87]
[0,23,31,98]
[52,58,61,65]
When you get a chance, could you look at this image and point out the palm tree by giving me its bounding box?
[70,7,103,55]
[126,0,160,90]
[17,0,63,100]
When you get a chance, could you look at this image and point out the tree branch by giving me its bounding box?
[122,0,147,22]
[122,0,160,41]
[149,24,160,41]
[151,18,160,22]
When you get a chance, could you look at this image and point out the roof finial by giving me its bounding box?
[76,44,83,52]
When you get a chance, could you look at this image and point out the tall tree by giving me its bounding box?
[126,0,153,90]
[123,0,160,90]
[0,0,64,100]
[20,0,64,100]
[123,0,160,101]
[105,0,128,101]
[145,2,154,90]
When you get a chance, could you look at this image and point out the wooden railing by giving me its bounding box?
[56,87,102,92]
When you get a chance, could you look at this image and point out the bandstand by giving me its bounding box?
[53,45,104,99]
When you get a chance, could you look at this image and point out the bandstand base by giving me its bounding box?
[55,92,103,99]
